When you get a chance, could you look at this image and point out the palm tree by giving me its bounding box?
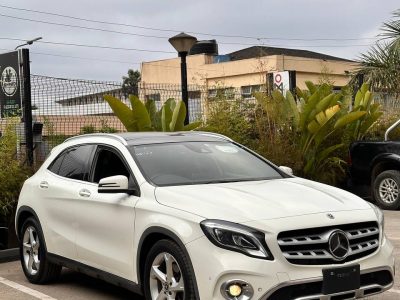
[355,9,400,98]
[381,9,400,49]
[358,43,400,97]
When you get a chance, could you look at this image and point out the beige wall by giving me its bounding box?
[141,53,358,90]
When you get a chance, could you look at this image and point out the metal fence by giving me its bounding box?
[373,92,400,112]
[1,74,259,165]
[1,73,399,167]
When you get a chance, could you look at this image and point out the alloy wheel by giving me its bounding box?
[22,226,41,276]
[149,252,185,300]
[379,178,399,204]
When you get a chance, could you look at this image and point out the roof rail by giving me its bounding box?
[190,131,232,141]
[64,133,128,145]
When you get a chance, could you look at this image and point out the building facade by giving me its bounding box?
[141,46,358,97]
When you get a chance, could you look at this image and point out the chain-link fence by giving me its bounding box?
[0,74,257,165]
[373,92,400,112]
[1,73,399,167]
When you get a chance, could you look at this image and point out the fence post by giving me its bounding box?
[19,49,33,167]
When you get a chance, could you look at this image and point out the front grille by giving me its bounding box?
[277,222,379,265]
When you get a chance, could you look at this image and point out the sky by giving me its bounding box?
[0,0,399,82]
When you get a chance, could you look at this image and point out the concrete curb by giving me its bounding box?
[0,248,19,263]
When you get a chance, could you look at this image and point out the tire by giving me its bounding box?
[19,217,62,284]
[143,239,197,300]
[373,170,400,210]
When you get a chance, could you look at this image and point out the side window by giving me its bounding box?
[92,148,131,183]
[48,153,64,174]
[48,145,94,181]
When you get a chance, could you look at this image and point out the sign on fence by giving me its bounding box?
[0,51,22,118]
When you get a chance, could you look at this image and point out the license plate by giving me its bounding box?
[322,265,360,295]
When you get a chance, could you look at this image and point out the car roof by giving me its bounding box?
[65,131,231,146]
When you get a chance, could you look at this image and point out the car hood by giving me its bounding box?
[154,177,371,223]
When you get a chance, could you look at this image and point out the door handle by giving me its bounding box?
[39,181,49,189]
[79,189,91,197]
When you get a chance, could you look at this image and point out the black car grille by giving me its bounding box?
[277,222,380,265]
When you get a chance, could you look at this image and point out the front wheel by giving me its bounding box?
[143,239,197,300]
[373,170,400,210]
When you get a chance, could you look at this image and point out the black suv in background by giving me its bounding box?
[349,119,400,210]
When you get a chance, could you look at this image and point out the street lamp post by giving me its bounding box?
[168,32,197,125]
[15,37,43,50]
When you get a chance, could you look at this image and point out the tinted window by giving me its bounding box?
[49,145,94,181]
[130,141,282,186]
[48,153,64,174]
[93,149,130,183]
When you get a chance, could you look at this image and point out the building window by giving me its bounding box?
[188,91,201,99]
[241,85,262,99]
[207,88,235,100]
[145,93,161,102]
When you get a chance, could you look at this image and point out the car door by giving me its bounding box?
[74,145,139,279]
[41,144,96,260]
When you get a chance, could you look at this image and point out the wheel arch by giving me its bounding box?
[136,226,200,299]
[371,154,400,182]
[16,206,44,246]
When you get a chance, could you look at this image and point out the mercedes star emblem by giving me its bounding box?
[328,230,350,260]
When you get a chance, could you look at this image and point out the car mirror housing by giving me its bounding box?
[98,175,134,194]
[279,166,294,175]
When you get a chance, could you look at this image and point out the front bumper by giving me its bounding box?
[186,212,395,300]
[187,236,394,300]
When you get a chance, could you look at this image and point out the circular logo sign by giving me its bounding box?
[1,66,19,97]
[328,230,350,260]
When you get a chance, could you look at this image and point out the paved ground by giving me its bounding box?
[0,211,399,300]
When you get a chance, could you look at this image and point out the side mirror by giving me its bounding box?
[279,166,294,176]
[98,175,133,194]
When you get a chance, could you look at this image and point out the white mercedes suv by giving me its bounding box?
[16,132,394,300]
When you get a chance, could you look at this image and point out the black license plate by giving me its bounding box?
[322,265,360,295]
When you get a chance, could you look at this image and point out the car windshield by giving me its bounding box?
[129,141,282,186]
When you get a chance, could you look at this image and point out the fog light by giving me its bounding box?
[228,284,242,297]
[221,279,254,300]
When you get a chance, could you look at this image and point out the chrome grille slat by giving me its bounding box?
[277,222,380,265]
[349,239,379,256]
[346,227,379,240]
[283,249,332,260]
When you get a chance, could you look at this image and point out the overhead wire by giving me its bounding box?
[0,37,175,53]
[0,45,359,72]
[0,4,379,42]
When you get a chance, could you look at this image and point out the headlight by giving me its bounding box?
[200,220,273,260]
[368,203,385,244]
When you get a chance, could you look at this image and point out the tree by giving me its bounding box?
[381,9,400,50]
[358,44,400,97]
[122,69,141,97]
[355,9,400,98]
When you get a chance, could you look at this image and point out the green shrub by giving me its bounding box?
[364,112,400,140]
[80,125,96,134]
[0,123,32,221]
[203,83,383,186]
[99,119,118,133]
[254,82,382,185]
[202,99,257,148]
